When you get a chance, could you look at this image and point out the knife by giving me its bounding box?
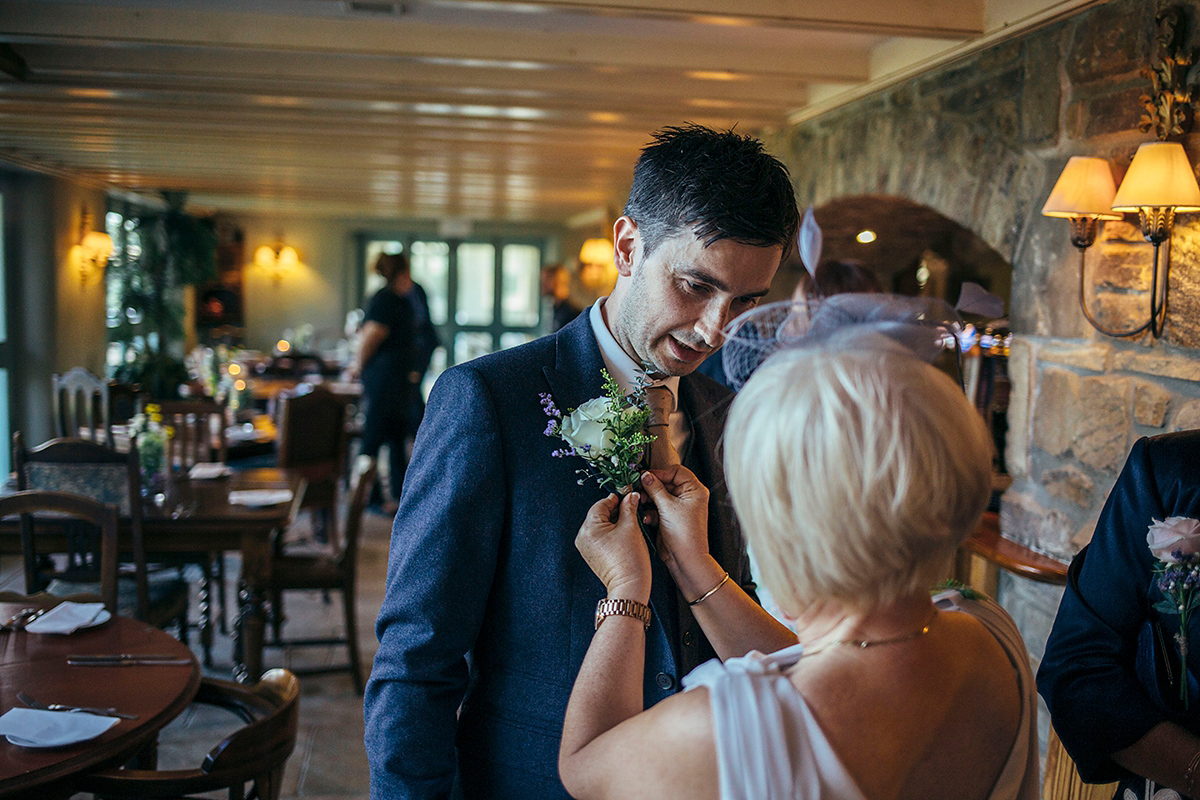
[67,654,192,665]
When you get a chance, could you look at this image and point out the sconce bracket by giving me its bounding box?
[1138,5,1199,140]
[1138,206,1176,245]
[1067,216,1099,249]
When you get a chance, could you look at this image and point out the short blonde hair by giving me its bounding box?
[724,337,993,613]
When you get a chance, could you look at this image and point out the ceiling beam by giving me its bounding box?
[427,0,984,38]
[0,2,870,81]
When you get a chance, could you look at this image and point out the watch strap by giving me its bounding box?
[594,597,652,630]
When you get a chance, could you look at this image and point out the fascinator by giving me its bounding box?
[721,292,965,390]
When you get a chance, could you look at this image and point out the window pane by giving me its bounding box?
[456,243,494,325]
[454,331,493,364]
[363,240,401,301]
[499,332,534,351]
[500,244,540,327]
[410,241,449,325]
[0,369,8,475]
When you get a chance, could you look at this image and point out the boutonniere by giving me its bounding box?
[1148,516,1200,709]
[540,369,654,494]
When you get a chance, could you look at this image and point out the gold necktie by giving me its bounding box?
[644,385,681,469]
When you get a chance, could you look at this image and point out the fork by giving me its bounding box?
[17,691,139,720]
[0,608,42,631]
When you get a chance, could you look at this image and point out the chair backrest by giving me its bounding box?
[339,455,377,572]
[52,367,112,447]
[0,490,121,613]
[82,669,301,800]
[201,669,300,781]
[276,385,349,475]
[13,432,150,620]
[159,398,228,467]
[108,382,146,426]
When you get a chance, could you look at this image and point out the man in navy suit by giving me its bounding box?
[365,124,801,799]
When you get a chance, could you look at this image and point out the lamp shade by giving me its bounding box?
[1042,157,1122,219]
[254,244,277,268]
[277,245,299,269]
[80,230,114,263]
[578,237,614,265]
[1111,142,1200,212]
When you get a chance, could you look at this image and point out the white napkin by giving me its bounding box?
[229,489,294,507]
[0,707,119,747]
[24,602,107,634]
[188,462,233,480]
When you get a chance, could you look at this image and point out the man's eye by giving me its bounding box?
[684,280,708,294]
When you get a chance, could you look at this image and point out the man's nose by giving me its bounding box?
[695,302,729,348]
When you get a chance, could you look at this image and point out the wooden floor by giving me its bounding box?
[1,505,395,800]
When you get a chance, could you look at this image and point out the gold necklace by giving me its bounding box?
[797,609,938,659]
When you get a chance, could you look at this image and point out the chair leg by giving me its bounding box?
[343,583,363,695]
[270,589,285,644]
[215,552,229,635]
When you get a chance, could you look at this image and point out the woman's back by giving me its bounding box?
[686,592,1034,800]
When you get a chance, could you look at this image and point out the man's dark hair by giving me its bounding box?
[375,252,410,281]
[623,124,800,258]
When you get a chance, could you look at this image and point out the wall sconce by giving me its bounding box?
[70,206,113,288]
[254,239,299,285]
[1110,141,1200,338]
[1044,144,1200,338]
[578,237,616,291]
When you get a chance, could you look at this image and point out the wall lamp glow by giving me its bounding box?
[69,206,113,288]
[1043,143,1200,338]
[254,239,300,285]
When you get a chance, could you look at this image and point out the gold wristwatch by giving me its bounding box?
[594,598,652,631]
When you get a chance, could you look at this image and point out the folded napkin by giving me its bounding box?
[24,602,107,634]
[188,462,234,480]
[229,489,294,507]
[0,707,119,747]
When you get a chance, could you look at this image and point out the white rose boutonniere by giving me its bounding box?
[1149,516,1200,709]
[541,369,654,494]
[1148,516,1200,563]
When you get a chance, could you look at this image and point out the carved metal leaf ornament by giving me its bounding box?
[1139,6,1199,140]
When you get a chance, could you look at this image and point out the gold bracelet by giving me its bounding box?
[1184,747,1200,798]
[688,572,730,606]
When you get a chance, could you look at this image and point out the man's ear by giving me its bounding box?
[613,216,638,278]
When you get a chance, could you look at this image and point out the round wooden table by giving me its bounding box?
[0,601,200,799]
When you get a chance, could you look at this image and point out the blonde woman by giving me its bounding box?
[559,336,1038,800]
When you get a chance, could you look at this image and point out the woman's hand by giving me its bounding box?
[639,466,710,573]
[576,491,652,602]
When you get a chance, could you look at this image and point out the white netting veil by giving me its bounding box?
[720,293,964,390]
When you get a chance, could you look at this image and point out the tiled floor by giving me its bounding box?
[3,504,395,800]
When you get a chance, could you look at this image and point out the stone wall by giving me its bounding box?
[766,0,1200,753]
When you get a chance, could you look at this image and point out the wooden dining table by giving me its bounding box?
[1,467,304,684]
[0,600,200,799]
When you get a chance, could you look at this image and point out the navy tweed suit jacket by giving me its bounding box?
[364,312,753,799]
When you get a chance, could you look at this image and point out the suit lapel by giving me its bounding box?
[543,312,607,417]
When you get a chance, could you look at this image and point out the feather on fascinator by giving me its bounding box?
[720,293,963,390]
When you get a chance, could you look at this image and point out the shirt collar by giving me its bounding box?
[588,298,680,407]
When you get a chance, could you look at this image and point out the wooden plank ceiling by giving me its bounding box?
[0,0,1085,222]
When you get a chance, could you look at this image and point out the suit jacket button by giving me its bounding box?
[655,672,675,690]
[682,631,693,646]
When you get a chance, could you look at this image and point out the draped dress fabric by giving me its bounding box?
[682,589,1039,800]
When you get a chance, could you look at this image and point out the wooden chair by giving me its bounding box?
[263,456,376,694]
[108,381,147,426]
[13,432,190,641]
[158,397,232,651]
[81,669,301,800]
[160,398,228,467]
[0,490,120,613]
[52,366,112,447]
[276,385,351,545]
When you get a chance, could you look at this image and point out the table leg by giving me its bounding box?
[233,578,266,683]
[197,563,213,668]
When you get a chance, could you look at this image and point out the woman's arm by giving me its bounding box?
[1113,722,1200,796]
[355,320,389,375]
[559,491,719,800]
[641,468,797,659]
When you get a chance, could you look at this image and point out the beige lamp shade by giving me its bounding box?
[1111,142,1200,212]
[578,237,614,266]
[254,244,277,268]
[277,245,299,269]
[80,230,114,263]
[1042,157,1122,219]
